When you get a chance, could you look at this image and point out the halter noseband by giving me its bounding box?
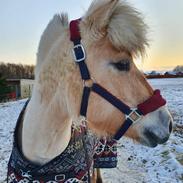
[70,19,166,140]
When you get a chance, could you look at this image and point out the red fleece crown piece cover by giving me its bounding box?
[70,19,81,41]
[137,90,166,115]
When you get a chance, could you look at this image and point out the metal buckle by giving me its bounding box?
[72,44,86,62]
[125,109,142,123]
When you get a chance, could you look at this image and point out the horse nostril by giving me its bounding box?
[144,129,158,143]
[144,128,170,145]
[169,121,173,133]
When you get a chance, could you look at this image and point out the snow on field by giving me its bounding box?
[0,78,183,183]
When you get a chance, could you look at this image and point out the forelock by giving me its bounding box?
[108,1,149,57]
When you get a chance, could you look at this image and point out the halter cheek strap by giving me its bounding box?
[70,19,166,140]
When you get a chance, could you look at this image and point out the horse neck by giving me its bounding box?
[21,87,72,165]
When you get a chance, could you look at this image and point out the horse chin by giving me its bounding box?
[139,137,158,148]
[138,129,170,148]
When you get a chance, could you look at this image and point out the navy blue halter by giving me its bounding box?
[70,19,166,140]
[70,20,143,140]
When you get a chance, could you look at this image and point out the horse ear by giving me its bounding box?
[82,0,119,34]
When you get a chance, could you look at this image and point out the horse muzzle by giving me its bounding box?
[140,108,173,147]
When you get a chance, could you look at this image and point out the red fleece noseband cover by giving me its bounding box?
[138,90,166,115]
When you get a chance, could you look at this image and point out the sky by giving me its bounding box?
[0,0,182,71]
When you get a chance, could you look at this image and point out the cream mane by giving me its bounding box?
[81,0,148,56]
[36,14,69,75]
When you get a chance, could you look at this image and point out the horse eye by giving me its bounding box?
[111,59,131,71]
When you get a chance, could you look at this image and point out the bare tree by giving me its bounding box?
[0,62,35,79]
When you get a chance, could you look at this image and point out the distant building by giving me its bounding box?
[145,69,183,79]
[6,79,34,99]
[148,71,161,76]
[20,79,34,98]
[176,72,183,76]
[164,71,177,76]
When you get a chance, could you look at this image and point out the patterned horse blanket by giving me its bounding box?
[7,102,117,183]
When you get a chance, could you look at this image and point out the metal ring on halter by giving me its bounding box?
[125,108,142,123]
[83,77,95,88]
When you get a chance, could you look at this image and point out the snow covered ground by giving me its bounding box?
[0,78,183,183]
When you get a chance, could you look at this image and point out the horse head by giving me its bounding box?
[37,0,173,148]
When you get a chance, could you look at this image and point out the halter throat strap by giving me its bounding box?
[69,19,166,140]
